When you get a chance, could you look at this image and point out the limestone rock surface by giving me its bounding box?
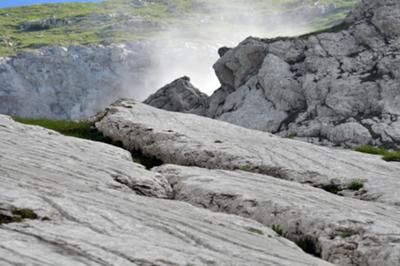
[95,100,400,206]
[155,164,400,266]
[0,115,330,266]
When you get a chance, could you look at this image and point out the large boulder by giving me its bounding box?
[144,76,209,115]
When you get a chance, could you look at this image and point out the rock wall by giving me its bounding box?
[146,0,399,149]
[209,0,400,148]
[0,42,153,119]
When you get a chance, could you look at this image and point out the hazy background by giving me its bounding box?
[139,1,312,97]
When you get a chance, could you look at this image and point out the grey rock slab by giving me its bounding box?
[155,164,400,266]
[0,115,330,266]
[96,100,400,206]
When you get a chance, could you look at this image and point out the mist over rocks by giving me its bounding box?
[148,0,400,149]
[0,42,154,119]
[0,0,357,119]
[210,0,400,149]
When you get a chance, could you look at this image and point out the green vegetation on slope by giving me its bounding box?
[13,117,163,168]
[355,144,400,162]
[0,0,357,56]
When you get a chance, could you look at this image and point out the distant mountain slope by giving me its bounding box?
[0,0,357,56]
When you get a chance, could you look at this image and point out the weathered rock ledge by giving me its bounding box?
[156,164,400,266]
[0,115,330,266]
[96,100,400,206]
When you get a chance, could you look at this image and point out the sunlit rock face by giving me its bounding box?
[204,0,400,149]
[1,115,332,266]
[94,99,400,265]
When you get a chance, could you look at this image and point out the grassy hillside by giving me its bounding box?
[0,0,357,56]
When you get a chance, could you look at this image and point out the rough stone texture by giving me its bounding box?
[156,164,400,266]
[144,76,209,115]
[96,100,400,206]
[207,0,400,149]
[0,115,330,266]
[0,42,153,119]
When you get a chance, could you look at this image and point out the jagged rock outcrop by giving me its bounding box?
[207,0,400,149]
[156,164,400,266]
[144,76,209,115]
[0,115,331,266]
[95,100,400,206]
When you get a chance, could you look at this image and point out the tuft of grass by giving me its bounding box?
[272,224,284,236]
[12,208,38,220]
[337,228,357,238]
[383,151,400,162]
[347,179,364,191]
[354,144,387,155]
[355,144,400,162]
[13,117,112,142]
[237,165,253,172]
[320,183,341,194]
[247,227,264,235]
[0,208,38,224]
[13,117,164,169]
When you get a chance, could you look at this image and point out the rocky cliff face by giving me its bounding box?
[0,42,153,119]
[209,0,400,148]
[147,0,400,149]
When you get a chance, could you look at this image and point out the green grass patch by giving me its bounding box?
[354,144,387,155]
[0,208,38,224]
[354,144,400,162]
[347,179,364,191]
[13,117,110,142]
[0,0,357,56]
[246,227,264,235]
[383,151,400,162]
[272,224,284,236]
[337,228,357,238]
[13,117,164,169]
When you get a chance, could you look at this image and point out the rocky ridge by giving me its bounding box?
[2,97,400,265]
[147,0,400,149]
[94,99,400,265]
